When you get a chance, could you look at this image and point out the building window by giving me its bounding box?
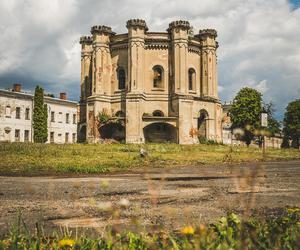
[24,130,29,142]
[188,68,196,91]
[153,65,164,88]
[15,107,21,119]
[117,67,126,90]
[66,113,69,124]
[73,114,76,124]
[15,129,20,142]
[50,132,54,143]
[72,133,76,143]
[65,133,69,143]
[5,105,11,117]
[51,111,55,122]
[153,110,164,117]
[58,112,62,123]
[25,108,30,120]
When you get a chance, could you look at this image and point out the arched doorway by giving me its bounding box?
[78,125,86,143]
[99,123,125,142]
[198,110,209,139]
[143,123,177,143]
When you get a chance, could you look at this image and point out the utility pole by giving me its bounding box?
[261,112,268,159]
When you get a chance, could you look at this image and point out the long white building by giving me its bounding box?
[0,84,78,143]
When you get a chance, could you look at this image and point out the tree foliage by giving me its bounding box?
[230,87,262,146]
[283,99,300,148]
[33,86,48,143]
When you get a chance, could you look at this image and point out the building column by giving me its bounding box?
[169,21,194,144]
[86,25,115,143]
[125,19,148,143]
[199,29,218,99]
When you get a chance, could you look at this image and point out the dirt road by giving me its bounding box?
[0,161,299,235]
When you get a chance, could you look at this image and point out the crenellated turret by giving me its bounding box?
[168,20,191,94]
[90,25,115,95]
[126,19,147,93]
[79,36,93,100]
[125,19,148,143]
[198,29,218,98]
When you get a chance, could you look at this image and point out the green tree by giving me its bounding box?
[33,86,48,143]
[283,99,300,148]
[230,87,262,146]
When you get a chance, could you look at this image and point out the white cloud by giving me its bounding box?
[0,0,299,118]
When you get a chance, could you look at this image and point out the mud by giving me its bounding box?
[0,161,299,235]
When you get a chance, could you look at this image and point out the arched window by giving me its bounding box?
[115,111,125,117]
[153,66,164,88]
[117,68,126,90]
[188,68,196,91]
[153,110,164,117]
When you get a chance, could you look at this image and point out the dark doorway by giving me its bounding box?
[143,123,177,143]
[78,125,86,143]
[198,110,208,139]
[99,123,125,141]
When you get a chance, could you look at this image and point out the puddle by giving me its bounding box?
[142,188,208,196]
[147,176,230,181]
[228,187,298,194]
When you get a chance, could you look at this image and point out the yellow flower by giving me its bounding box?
[58,239,75,249]
[181,226,195,235]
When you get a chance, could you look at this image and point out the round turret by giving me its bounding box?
[126,19,148,31]
[90,25,115,36]
[198,29,217,38]
[79,36,93,44]
[168,20,191,31]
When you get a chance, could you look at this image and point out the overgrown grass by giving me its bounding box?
[0,208,299,249]
[0,143,300,175]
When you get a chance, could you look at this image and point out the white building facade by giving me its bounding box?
[0,85,78,143]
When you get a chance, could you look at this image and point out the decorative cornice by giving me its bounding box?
[168,20,190,31]
[80,36,93,45]
[145,42,169,50]
[91,25,115,36]
[126,19,148,31]
[188,46,201,54]
[110,44,128,51]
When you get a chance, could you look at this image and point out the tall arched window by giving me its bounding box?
[153,65,164,88]
[188,68,196,91]
[117,68,126,90]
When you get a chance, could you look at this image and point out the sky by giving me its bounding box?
[0,0,299,120]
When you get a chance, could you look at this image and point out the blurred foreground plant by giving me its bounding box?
[0,208,299,250]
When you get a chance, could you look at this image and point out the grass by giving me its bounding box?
[0,142,300,175]
[0,208,299,249]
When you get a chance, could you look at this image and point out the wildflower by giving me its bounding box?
[199,224,206,234]
[58,239,75,248]
[181,226,195,235]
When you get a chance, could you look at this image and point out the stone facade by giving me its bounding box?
[78,20,222,144]
[0,85,78,143]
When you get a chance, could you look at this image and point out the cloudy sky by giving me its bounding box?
[0,0,299,119]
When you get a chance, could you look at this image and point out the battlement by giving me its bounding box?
[79,36,93,44]
[198,29,217,38]
[91,25,115,36]
[168,20,191,31]
[126,19,148,31]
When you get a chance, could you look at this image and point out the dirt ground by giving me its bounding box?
[0,161,299,235]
